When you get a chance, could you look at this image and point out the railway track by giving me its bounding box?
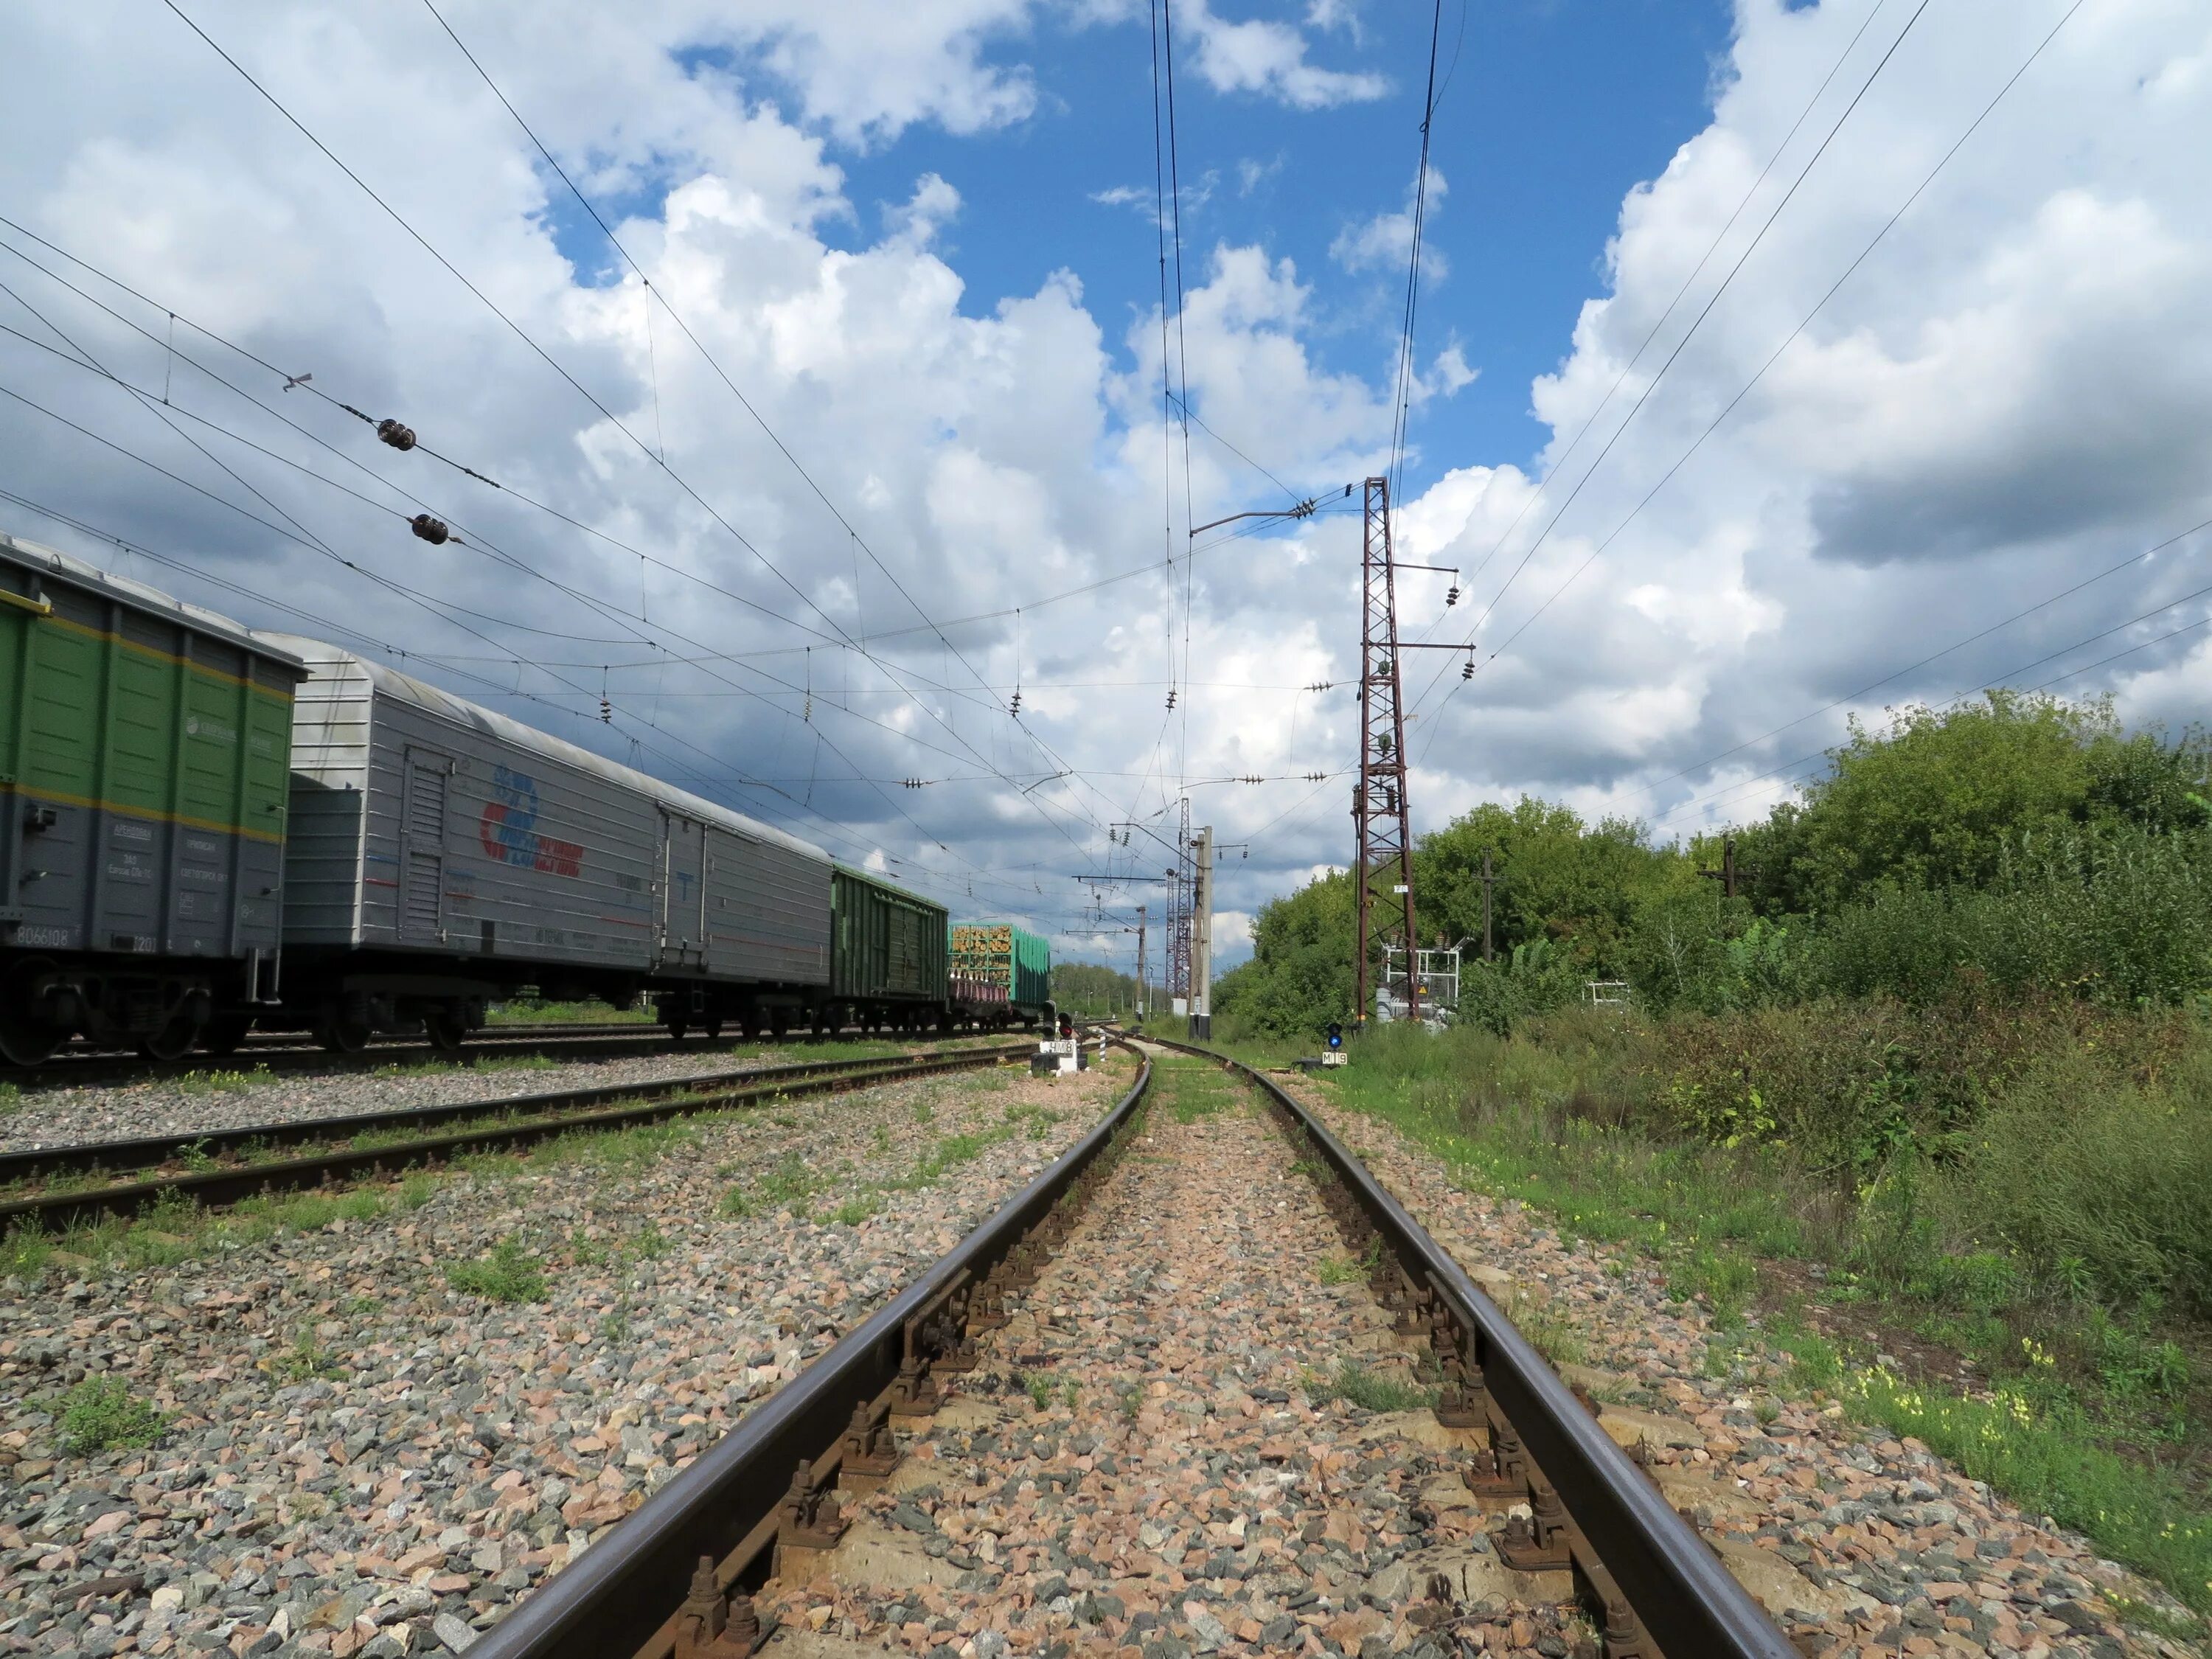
[457,1037,1791,1659]
[0,1041,1034,1235]
[5,1021,1020,1093]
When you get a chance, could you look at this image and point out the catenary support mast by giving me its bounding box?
[1352,476,1421,1026]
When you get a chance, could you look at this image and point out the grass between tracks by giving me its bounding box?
[1194,1018,2212,1628]
[719,1055,1130,1225]
[0,1049,1036,1287]
[486,997,656,1025]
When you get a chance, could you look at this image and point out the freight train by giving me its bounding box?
[0,532,1054,1063]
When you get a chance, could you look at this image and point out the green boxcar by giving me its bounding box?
[1,532,305,1060]
[1009,925,1051,1008]
[830,864,948,1010]
[950,922,1052,1010]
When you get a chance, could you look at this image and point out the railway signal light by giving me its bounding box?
[1326,1020,1342,1049]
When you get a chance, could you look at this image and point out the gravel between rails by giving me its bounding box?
[0,1052,1135,1659]
[1277,1077,2203,1659]
[0,1042,991,1157]
[757,1052,1588,1659]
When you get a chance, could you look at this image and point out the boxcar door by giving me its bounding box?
[656,809,708,968]
[399,748,451,945]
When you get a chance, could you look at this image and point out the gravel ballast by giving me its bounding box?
[0,1040,1003,1156]
[757,1052,1588,1659]
[1286,1075,2202,1659]
[0,1051,1133,1658]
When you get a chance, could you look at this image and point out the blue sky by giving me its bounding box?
[813,0,1736,488]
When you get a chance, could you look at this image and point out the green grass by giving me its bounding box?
[473,1053,561,1074]
[723,1151,821,1219]
[0,1080,20,1113]
[1315,1254,1363,1285]
[443,1238,548,1303]
[1274,1026,2212,1618]
[268,1331,341,1382]
[487,998,654,1025]
[908,1126,1012,1184]
[60,1377,168,1453]
[1303,1360,1433,1414]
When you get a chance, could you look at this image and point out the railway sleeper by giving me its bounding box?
[1239,1059,1673,1658]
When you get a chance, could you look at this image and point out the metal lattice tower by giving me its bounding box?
[1165,797,1194,1003]
[1353,476,1421,1026]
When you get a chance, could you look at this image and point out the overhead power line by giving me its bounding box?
[157,0,1121,866]
[1410,0,2084,762]
[411,0,1113,835]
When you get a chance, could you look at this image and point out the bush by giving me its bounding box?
[1941,1044,2212,1315]
[1651,995,2194,1177]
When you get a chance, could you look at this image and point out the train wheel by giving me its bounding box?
[316,1018,373,1056]
[0,1012,58,1066]
[140,1009,204,1062]
[703,1018,724,1043]
[0,960,63,1066]
[666,1018,689,1043]
[199,1016,253,1058]
[422,1010,468,1055]
[770,1011,791,1040]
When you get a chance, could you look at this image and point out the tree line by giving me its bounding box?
[1216,692,2212,1037]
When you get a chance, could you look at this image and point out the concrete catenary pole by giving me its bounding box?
[1190,827,1214,1039]
[1135,905,1149,1018]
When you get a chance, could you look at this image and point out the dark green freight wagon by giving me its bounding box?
[0,533,306,1062]
[949,921,1053,1028]
[827,863,949,1029]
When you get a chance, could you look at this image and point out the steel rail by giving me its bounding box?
[0,1041,1024,1188]
[1144,1034,1795,1659]
[465,1048,1154,1659]
[0,1046,1032,1235]
[8,1023,1019,1093]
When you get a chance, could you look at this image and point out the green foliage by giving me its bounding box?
[1224,692,2212,1037]
[1419,796,1672,973]
[1744,692,2209,914]
[442,1238,548,1304]
[1213,868,1358,1037]
[60,1377,168,1453]
[1051,961,1142,1016]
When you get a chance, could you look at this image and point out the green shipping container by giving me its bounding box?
[0,532,303,967]
[830,865,949,1004]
